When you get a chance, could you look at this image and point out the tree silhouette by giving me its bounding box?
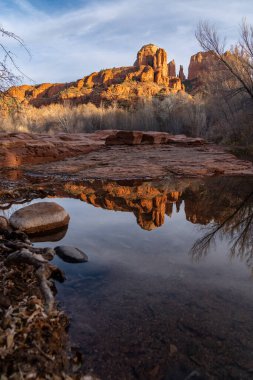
[0,26,30,101]
[196,20,253,100]
[190,190,253,273]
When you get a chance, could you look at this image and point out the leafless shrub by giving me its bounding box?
[0,93,208,135]
[195,19,253,145]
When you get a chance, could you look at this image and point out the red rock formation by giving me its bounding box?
[5,44,187,108]
[8,47,239,108]
[168,60,176,77]
[134,44,169,85]
[178,65,186,81]
[169,77,184,91]
[188,51,217,80]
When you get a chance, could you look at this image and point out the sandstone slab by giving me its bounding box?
[0,130,208,170]
[0,131,252,187]
[105,131,143,145]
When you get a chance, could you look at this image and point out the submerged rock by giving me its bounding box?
[55,245,88,263]
[9,202,70,234]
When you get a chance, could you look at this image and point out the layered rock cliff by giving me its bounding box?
[168,60,176,77]
[134,44,169,85]
[6,44,185,108]
[188,51,217,80]
[178,65,186,81]
[5,45,234,107]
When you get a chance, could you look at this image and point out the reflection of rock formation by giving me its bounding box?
[30,225,68,243]
[63,182,183,231]
[1,176,253,272]
[1,177,253,234]
[62,177,253,231]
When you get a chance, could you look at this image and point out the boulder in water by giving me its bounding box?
[10,202,70,234]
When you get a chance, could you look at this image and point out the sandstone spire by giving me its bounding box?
[134,44,168,85]
[178,65,186,81]
[168,59,176,77]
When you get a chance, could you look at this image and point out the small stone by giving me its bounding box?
[55,246,88,263]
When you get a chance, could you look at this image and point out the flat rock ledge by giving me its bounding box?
[10,201,70,234]
[0,130,252,180]
[0,130,205,168]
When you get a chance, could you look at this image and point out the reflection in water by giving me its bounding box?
[29,225,68,243]
[1,176,253,379]
[190,191,253,272]
[61,176,253,273]
[62,176,253,233]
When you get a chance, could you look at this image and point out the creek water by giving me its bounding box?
[1,177,253,379]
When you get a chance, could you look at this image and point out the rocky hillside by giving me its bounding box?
[7,44,217,108]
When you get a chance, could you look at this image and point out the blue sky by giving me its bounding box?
[0,0,252,84]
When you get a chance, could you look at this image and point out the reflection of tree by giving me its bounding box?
[190,191,253,271]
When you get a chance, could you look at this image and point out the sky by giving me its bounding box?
[0,0,252,85]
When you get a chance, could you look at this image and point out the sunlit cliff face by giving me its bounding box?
[6,44,185,108]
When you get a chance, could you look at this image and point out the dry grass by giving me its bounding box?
[0,91,252,146]
[0,93,205,136]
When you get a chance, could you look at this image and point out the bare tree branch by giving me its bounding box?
[196,20,253,100]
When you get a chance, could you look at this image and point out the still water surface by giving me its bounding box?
[1,178,253,379]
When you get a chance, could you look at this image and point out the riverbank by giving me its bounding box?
[0,218,86,379]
